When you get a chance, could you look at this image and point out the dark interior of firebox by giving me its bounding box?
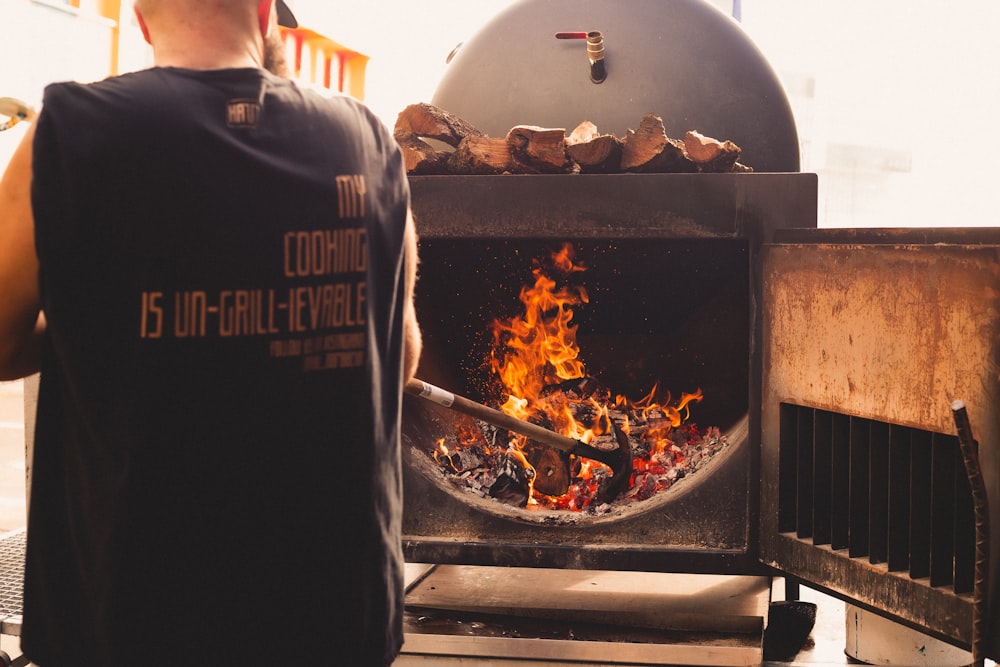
[407,236,749,442]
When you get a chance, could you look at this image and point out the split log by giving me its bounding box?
[395,102,484,148]
[683,130,743,173]
[448,135,513,175]
[566,121,623,173]
[529,447,572,496]
[394,130,450,175]
[506,125,577,174]
[620,113,696,174]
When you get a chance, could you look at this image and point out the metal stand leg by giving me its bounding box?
[784,577,800,602]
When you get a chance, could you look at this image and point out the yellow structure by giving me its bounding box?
[279,26,369,100]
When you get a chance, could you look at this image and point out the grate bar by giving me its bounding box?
[929,435,956,588]
[848,416,870,558]
[908,429,932,580]
[777,404,975,597]
[829,413,851,550]
[868,421,890,565]
[812,411,833,546]
[795,409,814,540]
[886,425,911,572]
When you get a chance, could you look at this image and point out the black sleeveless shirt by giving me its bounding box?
[26,68,410,666]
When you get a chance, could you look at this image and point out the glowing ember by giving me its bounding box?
[425,243,729,512]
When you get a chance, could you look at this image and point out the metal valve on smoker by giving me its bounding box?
[555,31,607,83]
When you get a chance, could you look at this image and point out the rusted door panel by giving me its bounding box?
[761,242,1000,656]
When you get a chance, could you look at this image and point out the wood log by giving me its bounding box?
[529,447,572,496]
[394,102,484,148]
[567,120,600,145]
[448,135,514,175]
[566,121,623,173]
[620,113,696,174]
[393,104,754,174]
[506,125,577,174]
[683,130,742,173]
[394,130,451,175]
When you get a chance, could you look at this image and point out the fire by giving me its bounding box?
[478,242,708,509]
[490,244,588,416]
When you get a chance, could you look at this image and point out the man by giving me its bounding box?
[0,0,421,664]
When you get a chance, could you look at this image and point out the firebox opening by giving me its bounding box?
[404,236,750,522]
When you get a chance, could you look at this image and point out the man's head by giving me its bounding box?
[132,0,297,70]
[133,0,295,40]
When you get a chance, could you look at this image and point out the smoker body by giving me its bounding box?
[402,173,817,575]
[432,0,799,173]
[398,0,997,658]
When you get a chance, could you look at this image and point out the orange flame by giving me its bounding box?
[490,243,588,424]
[481,243,705,508]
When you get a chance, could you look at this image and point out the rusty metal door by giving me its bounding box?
[760,229,1000,659]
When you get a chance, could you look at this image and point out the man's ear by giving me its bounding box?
[258,0,275,38]
[133,5,151,45]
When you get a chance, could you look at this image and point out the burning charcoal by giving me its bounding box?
[645,416,675,432]
[448,446,489,474]
[628,472,659,501]
[540,376,605,400]
[488,452,535,507]
[586,432,618,451]
[480,423,512,450]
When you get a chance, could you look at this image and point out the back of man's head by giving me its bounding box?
[135,0,257,26]
[134,0,295,27]
[133,0,295,69]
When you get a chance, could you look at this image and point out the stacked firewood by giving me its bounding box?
[394,102,752,175]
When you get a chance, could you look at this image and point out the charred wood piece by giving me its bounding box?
[529,447,572,497]
[566,121,624,173]
[394,131,450,175]
[448,136,513,175]
[489,450,534,507]
[506,125,578,174]
[395,104,750,175]
[621,113,697,174]
[394,102,484,148]
[683,130,744,173]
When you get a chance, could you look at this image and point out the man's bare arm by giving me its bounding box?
[401,209,422,383]
[0,122,44,380]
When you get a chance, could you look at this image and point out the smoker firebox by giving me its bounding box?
[402,173,817,574]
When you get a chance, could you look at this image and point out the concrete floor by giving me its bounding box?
[0,378,990,666]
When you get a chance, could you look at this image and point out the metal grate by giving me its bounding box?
[0,530,25,619]
[777,403,976,595]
